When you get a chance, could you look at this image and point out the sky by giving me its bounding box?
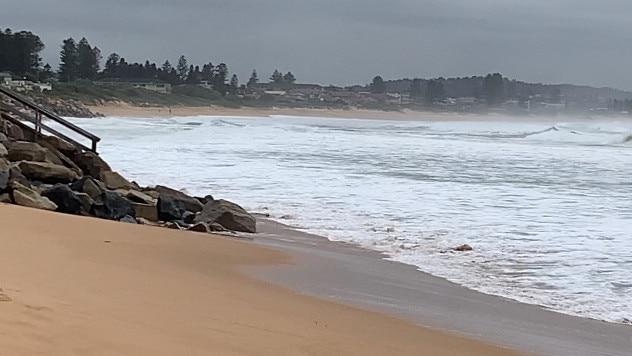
[2,0,632,90]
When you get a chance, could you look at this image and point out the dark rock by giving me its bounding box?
[8,166,29,187]
[194,199,256,233]
[0,143,7,157]
[187,222,210,233]
[69,151,111,179]
[93,191,135,221]
[195,194,214,205]
[172,220,189,229]
[119,215,137,224]
[70,176,105,201]
[157,193,186,221]
[182,211,196,224]
[155,185,204,213]
[453,244,473,252]
[0,192,11,203]
[17,161,79,184]
[41,184,84,215]
[73,192,94,215]
[8,124,24,140]
[0,158,9,191]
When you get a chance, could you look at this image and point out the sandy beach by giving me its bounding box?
[88,102,505,121]
[0,203,522,355]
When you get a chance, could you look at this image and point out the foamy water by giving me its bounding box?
[64,114,632,324]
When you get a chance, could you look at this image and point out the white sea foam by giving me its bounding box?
[64,115,632,324]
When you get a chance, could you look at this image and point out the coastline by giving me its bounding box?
[0,203,522,355]
[252,218,632,356]
[87,102,513,121]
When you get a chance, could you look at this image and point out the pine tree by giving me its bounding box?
[247,69,258,87]
[370,75,386,93]
[283,71,296,84]
[176,55,188,81]
[58,37,78,82]
[77,37,100,80]
[230,74,239,93]
[270,69,283,83]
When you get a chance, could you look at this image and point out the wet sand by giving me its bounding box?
[0,204,521,355]
[252,218,632,356]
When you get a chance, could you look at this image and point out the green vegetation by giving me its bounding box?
[48,80,241,107]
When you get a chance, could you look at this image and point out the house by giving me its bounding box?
[0,72,12,86]
[95,78,172,93]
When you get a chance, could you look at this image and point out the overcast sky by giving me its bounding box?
[2,0,632,90]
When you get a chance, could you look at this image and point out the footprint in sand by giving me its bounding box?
[0,288,12,302]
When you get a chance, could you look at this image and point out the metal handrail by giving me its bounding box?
[0,86,100,152]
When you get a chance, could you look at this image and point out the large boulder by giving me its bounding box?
[69,151,111,179]
[41,184,84,215]
[155,185,204,213]
[125,190,157,205]
[4,141,63,165]
[8,165,29,187]
[17,161,79,184]
[132,202,158,221]
[10,181,57,211]
[157,193,186,221]
[38,136,77,155]
[37,139,83,176]
[0,133,7,142]
[100,171,139,190]
[0,143,7,157]
[92,191,135,221]
[194,199,256,233]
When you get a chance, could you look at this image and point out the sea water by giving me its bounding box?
[65,114,632,324]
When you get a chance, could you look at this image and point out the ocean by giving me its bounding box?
[66,114,632,324]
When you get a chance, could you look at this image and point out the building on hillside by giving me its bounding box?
[0,72,12,86]
[95,78,171,93]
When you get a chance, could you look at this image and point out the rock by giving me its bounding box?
[8,124,24,140]
[453,244,473,252]
[74,192,94,215]
[209,222,227,232]
[196,194,214,205]
[0,143,7,157]
[10,181,57,211]
[125,189,157,205]
[132,202,158,221]
[182,211,196,224]
[0,158,9,191]
[37,136,77,155]
[99,171,139,190]
[0,192,11,203]
[0,133,7,142]
[194,199,256,233]
[69,151,111,179]
[135,217,155,225]
[187,222,210,233]
[8,166,29,187]
[17,161,79,184]
[70,176,106,201]
[157,193,186,221]
[41,184,84,215]
[92,191,135,221]
[155,185,204,213]
[141,189,161,199]
[119,215,137,224]
[37,139,83,175]
[3,141,61,164]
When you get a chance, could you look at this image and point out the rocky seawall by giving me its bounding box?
[0,114,256,235]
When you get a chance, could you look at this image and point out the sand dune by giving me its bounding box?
[0,204,520,355]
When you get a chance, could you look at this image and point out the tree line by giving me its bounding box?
[0,29,298,96]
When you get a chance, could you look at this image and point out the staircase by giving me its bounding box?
[0,86,100,152]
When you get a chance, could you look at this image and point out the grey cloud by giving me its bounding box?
[2,0,632,90]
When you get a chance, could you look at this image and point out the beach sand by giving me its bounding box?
[87,102,502,121]
[0,204,521,355]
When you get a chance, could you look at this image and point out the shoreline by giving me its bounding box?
[88,102,559,122]
[0,203,522,355]
[252,218,632,356]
